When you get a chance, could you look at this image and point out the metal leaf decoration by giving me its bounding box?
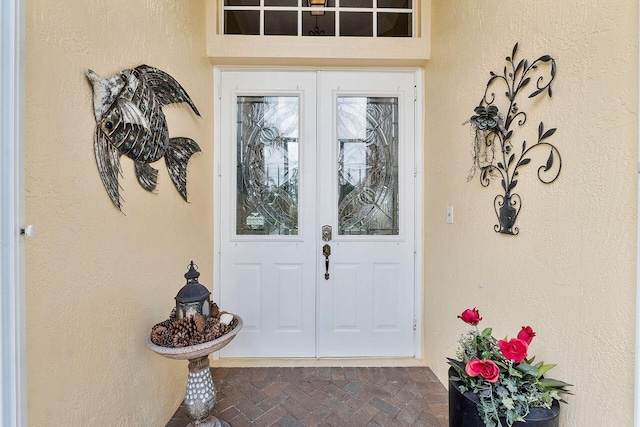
[466,43,561,235]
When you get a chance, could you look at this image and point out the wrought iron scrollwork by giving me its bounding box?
[467,43,561,235]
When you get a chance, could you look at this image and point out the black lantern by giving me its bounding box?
[175,261,211,320]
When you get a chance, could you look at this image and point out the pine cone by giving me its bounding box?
[161,332,173,347]
[219,317,238,337]
[150,326,168,346]
[208,321,222,340]
[194,314,206,333]
[169,308,176,320]
[187,331,205,346]
[210,301,220,318]
[169,317,190,335]
[173,331,188,348]
[154,318,174,330]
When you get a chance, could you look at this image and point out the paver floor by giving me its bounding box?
[166,366,448,427]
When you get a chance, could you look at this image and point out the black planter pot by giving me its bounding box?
[448,368,560,427]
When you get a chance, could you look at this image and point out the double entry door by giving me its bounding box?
[217,70,417,358]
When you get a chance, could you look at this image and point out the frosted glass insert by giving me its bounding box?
[236,96,299,236]
[337,97,399,235]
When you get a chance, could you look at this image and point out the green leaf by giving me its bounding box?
[515,363,538,377]
[508,366,523,378]
[538,378,574,389]
[481,328,493,337]
[537,363,557,379]
[502,397,515,410]
[447,358,466,374]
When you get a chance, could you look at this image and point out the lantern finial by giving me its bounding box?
[184,260,200,282]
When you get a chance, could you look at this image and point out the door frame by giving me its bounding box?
[1,0,26,424]
[212,66,424,359]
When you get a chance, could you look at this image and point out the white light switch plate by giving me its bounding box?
[446,206,453,224]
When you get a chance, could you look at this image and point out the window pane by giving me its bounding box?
[340,12,372,37]
[340,0,372,7]
[303,11,336,36]
[225,0,260,5]
[337,97,399,236]
[236,97,300,236]
[225,11,260,35]
[265,11,298,35]
[265,0,298,6]
[223,2,413,37]
[377,0,412,8]
[377,12,411,37]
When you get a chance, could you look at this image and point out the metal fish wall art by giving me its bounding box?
[86,65,201,210]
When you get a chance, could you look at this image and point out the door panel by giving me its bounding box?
[218,70,416,358]
[219,72,317,357]
[316,71,415,357]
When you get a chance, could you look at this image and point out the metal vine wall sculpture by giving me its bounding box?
[466,43,561,235]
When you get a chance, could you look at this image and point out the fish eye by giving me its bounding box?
[105,121,113,130]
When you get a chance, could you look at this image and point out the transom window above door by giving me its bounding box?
[223,0,413,37]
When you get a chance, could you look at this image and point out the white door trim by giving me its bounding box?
[634,3,640,423]
[212,66,424,359]
[414,68,424,359]
[1,0,26,425]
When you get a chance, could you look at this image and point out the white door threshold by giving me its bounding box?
[210,357,427,368]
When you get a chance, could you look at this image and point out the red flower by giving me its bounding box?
[465,359,500,383]
[458,308,482,325]
[517,326,536,345]
[498,338,528,362]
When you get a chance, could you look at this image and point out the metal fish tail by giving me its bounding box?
[165,137,201,201]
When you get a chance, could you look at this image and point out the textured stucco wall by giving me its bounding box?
[25,1,213,425]
[424,1,638,426]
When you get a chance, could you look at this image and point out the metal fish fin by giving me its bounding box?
[164,137,202,201]
[135,65,201,117]
[117,98,150,130]
[94,127,123,210]
[134,161,159,192]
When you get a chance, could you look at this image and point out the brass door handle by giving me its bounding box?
[322,244,331,280]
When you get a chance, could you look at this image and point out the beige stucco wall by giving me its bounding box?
[424,1,638,426]
[25,1,213,425]
[22,0,640,425]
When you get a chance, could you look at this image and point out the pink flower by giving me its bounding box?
[465,359,500,383]
[458,308,482,325]
[498,338,528,362]
[517,326,536,345]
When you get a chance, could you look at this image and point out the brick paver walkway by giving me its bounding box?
[166,366,448,427]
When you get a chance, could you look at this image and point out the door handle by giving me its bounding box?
[323,244,331,280]
[322,225,332,242]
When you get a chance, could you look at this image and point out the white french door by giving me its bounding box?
[217,69,417,358]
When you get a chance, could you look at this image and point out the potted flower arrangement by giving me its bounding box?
[448,308,571,427]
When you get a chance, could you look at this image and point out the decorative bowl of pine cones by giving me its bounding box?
[146,301,242,360]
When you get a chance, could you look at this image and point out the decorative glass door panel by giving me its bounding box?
[218,70,417,358]
[236,96,300,236]
[337,97,398,236]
